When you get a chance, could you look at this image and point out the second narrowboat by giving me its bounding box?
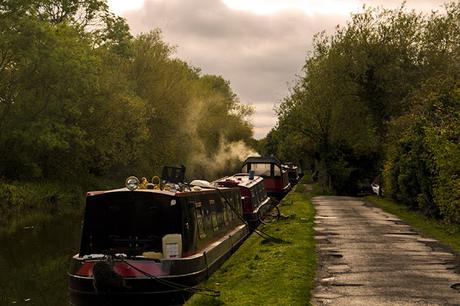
[240,156,291,199]
[214,172,272,226]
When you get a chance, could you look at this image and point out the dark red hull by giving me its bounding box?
[263,177,291,199]
[69,277,193,306]
[68,224,248,306]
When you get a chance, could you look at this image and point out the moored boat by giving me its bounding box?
[241,156,291,199]
[214,172,272,226]
[68,174,248,306]
[282,162,301,186]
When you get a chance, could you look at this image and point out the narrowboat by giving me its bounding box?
[214,172,272,225]
[68,175,248,306]
[241,156,291,199]
[282,162,300,186]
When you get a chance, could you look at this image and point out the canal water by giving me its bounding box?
[0,215,82,305]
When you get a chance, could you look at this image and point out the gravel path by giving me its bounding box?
[311,196,460,306]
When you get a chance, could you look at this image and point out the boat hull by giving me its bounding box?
[265,180,291,199]
[69,276,194,306]
[68,224,248,306]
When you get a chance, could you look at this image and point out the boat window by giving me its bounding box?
[251,188,259,208]
[210,199,219,232]
[195,202,206,239]
[273,165,281,176]
[232,192,241,218]
[217,202,224,227]
[222,196,229,225]
[223,195,234,221]
[213,196,225,227]
[251,163,272,176]
[229,197,235,221]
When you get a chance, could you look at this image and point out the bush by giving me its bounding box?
[383,79,460,224]
[0,181,84,232]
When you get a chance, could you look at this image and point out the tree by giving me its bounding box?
[273,2,460,223]
[0,3,255,184]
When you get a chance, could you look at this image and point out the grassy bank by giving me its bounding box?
[186,181,316,306]
[367,196,460,254]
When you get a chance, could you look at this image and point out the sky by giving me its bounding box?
[107,0,446,139]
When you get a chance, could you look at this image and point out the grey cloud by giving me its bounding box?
[122,0,447,139]
[251,102,278,138]
[364,0,445,10]
[253,115,278,127]
[124,0,336,103]
[252,104,278,116]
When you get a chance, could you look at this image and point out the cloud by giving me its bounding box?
[222,0,362,16]
[123,0,341,138]
[120,0,446,139]
[363,0,446,11]
[249,102,281,138]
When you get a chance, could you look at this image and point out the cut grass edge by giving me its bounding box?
[186,180,317,306]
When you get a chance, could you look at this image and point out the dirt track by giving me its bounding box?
[312,196,460,306]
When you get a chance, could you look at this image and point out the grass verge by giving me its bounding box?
[186,180,316,306]
[367,195,460,254]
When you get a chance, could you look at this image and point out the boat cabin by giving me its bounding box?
[214,173,271,224]
[241,156,291,198]
[282,162,300,185]
[79,186,243,258]
[69,178,248,306]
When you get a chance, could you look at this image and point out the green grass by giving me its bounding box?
[186,180,316,306]
[367,196,460,255]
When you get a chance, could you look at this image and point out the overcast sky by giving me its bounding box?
[108,0,446,139]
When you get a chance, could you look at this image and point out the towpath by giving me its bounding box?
[311,196,460,305]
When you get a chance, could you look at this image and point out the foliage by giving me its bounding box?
[267,2,460,224]
[385,76,460,222]
[382,3,460,223]
[0,0,254,190]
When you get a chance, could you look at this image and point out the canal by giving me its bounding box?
[0,215,81,305]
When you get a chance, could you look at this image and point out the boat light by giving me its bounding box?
[125,176,140,191]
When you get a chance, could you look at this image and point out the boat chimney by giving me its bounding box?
[249,170,255,180]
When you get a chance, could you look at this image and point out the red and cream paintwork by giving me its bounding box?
[241,156,291,199]
[214,173,272,223]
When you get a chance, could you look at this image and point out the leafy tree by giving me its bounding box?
[0,1,255,186]
[272,1,460,207]
[270,1,460,223]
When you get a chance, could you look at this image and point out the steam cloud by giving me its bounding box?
[189,138,259,180]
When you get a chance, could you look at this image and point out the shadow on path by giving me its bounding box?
[312,196,460,306]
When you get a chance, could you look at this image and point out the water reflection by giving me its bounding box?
[0,215,81,305]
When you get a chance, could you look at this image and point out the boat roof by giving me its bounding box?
[214,173,263,189]
[243,156,282,166]
[86,185,237,198]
